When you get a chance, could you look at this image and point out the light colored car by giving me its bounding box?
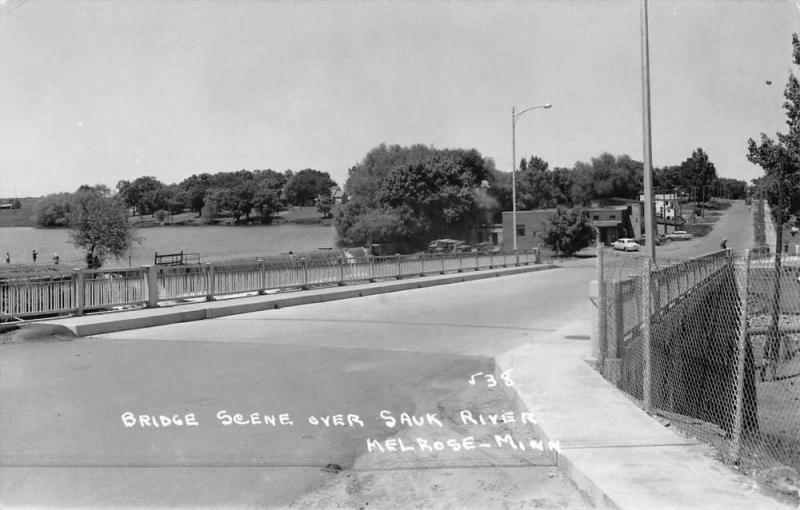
[666,230,693,241]
[612,238,640,252]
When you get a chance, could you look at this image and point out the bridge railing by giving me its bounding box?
[1,248,540,321]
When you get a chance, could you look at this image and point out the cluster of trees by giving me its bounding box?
[114,168,338,224]
[497,148,746,218]
[337,142,748,255]
[335,144,497,252]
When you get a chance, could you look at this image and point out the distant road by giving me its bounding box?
[655,199,754,259]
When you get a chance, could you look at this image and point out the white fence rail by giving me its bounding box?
[1,248,541,321]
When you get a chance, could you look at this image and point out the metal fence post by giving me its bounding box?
[205,263,215,301]
[338,257,345,286]
[489,251,494,269]
[301,258,309,289]
[395,254,401,279]
[611,281,623,360]
[440,253,445,275]
[458,251,463,272]
[515,249,520,266]
[475,250,480,270]
[73,268,85,316]
[145,265,158,308]
[258,258,266,295]
[642,257,653,413]
[730,249,752,463]
[597,242,606,372]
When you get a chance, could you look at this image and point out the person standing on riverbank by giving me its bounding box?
[4,252,9,264]
[32,249,37,263]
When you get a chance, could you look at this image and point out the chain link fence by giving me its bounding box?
[597,247,800,497]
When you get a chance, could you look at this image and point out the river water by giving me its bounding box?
[0,225,337,269]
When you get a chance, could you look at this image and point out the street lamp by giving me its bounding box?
[511,103,552,251]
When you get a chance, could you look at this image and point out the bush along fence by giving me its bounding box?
[594,248,800,490]
[0,248,541,321]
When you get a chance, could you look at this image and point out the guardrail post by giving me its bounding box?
[395,254,402,279]
[73,268,85,316]
[301,258,309,289]
[515,249,520,266]
[144,264,158,308]
[369,255,376,282]
[258,258,266,294]
[205,263,215,301]
[642,257,653,413]
[730,249,752,463]
[338,257,345,286]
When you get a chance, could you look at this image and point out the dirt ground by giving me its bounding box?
[287,465,592,510]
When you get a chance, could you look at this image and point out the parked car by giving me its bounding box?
[666,230,693,241]
[426,239,472,253]
[639,234,669,246]
[612,238,640,252]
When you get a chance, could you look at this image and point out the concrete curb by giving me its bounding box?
[494,329,792,510]
[45,264,556,337]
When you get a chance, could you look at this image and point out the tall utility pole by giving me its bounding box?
[640,0,656,262]
[511,104,552,251]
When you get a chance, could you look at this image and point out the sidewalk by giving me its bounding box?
[32,262,793,509]
[496,322,792,509]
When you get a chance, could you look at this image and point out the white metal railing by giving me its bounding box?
[0,248,541,320]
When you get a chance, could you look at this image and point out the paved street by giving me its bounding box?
[655,199,755,259]
[0,263,596,508]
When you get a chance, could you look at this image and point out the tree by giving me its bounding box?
[35,193,74,226]
[117,176,165,215]
[179,173,213,216]
[68,188,139,268]
[543,207,596,256]
[515,156,573,209]
[252,183,284,224]
[690,147,717,205]
[569,153,642,205]
[284,169,337,206]
[316,194,334,218]
[337,145,498,251]
[748,34,800,227]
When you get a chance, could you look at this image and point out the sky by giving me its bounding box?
[0,0,798,198]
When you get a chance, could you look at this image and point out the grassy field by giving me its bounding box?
[0,198,38,227]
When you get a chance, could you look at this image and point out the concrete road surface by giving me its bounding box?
[655,199,755,259]
[1,262,596,509]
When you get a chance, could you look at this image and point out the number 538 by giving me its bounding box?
[468,369,514,387]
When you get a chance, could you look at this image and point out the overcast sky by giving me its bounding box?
[0,0,798,198]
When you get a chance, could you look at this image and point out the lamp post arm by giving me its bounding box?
[513,104,553,124]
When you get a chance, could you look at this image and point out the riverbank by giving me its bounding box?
[0,202,332,229]
[129,207,333,228]
[0,222,337,271]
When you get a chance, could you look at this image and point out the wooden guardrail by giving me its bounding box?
[1,248,541,321]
